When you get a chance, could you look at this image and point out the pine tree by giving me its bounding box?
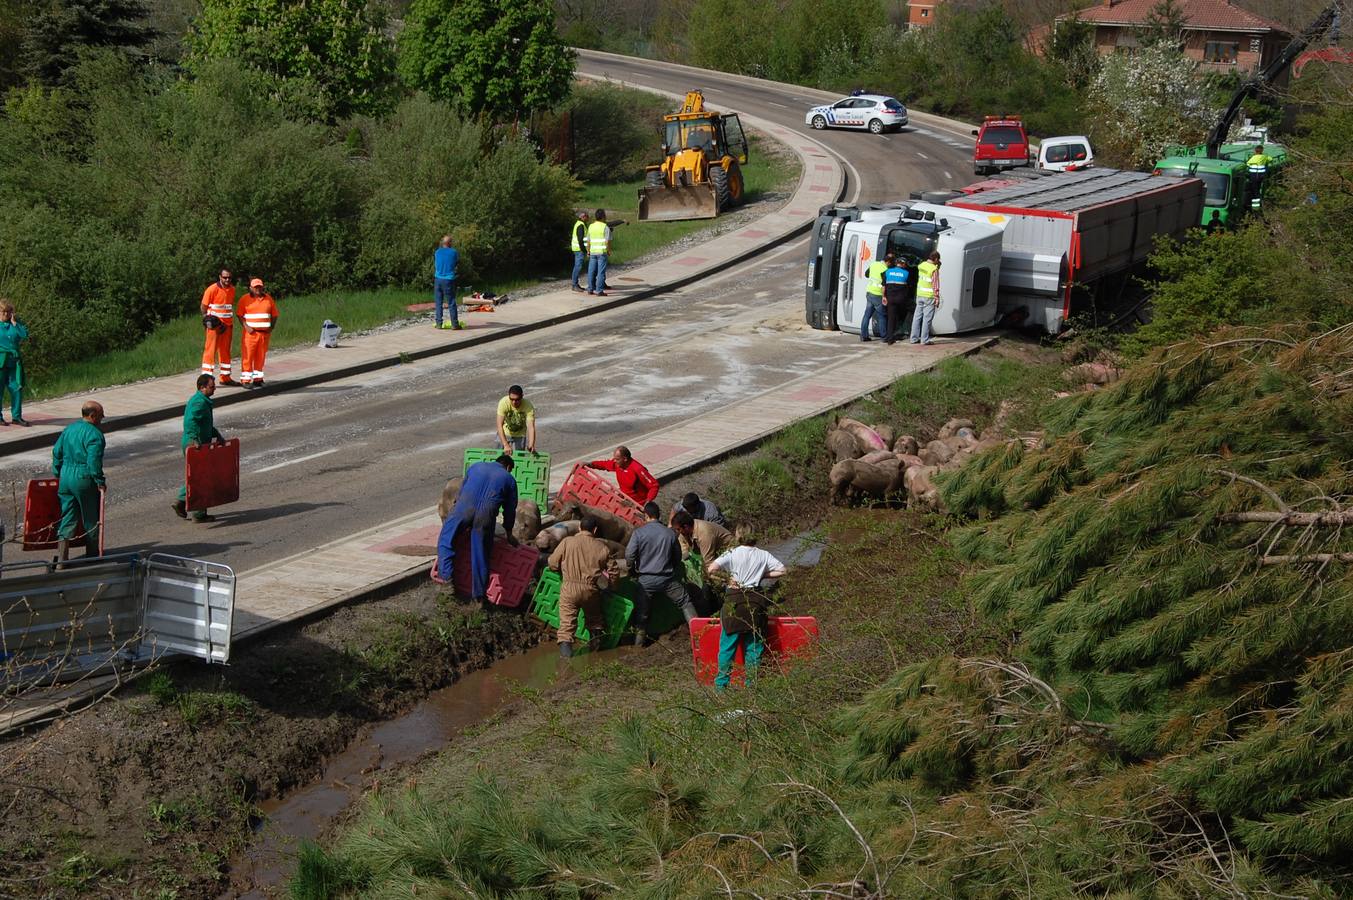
[21,0,157,85]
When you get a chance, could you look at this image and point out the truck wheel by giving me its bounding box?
[811,115,827,130]
[644,169,663,189]
[710,164,732,210]
[868,119,884,135]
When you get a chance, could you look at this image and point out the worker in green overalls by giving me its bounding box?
[173,374,226,523]
[0,298,30,426]
[51,400,107,561]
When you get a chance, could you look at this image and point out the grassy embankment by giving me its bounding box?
[296,329,1353,897]
[289,346,1067,896]
[29,135,797,402]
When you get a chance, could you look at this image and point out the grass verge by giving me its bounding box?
[578,134,799,267]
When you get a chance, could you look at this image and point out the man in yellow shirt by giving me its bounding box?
[496,384,536,452]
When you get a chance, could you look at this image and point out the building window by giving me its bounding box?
[921,8,929,16]
[1205,41,1240,63]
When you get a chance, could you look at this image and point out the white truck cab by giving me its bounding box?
[1038,136,1093,172]
[813,204,1004,337]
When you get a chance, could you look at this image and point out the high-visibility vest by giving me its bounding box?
[587,221,610,255]
[865,260,887,297]
[917,260,939,299]
[570,219,587,252]
[1246,153,1270,174]
[240,294,277,330]
[202,283,235,321]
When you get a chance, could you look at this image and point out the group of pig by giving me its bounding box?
[436,477,640,575]
[827,415,1011,512]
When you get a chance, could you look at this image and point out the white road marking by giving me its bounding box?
[254,447,343,474]
[917,151,929,159]
[880,135,891,141]
[944,170,954,181]
[767,101,787,109]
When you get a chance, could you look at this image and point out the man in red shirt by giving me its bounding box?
[586,445,659,506]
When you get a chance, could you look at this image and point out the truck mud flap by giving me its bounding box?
[638,185,719,222]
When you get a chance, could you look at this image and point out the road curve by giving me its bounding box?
[0,56,972,574]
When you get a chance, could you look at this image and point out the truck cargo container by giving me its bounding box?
[806,168,1204,337]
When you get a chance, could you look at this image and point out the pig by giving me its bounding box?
[830,459,903,505]
[893,435,920,456]
[921,439,956,467]
[938,418,976,441]
[874,423,896,449]
[827,427,863,463]
[1066,361,1123,385]
[553,500,635,544]
[513,499,542,543]
[860,449,898,466]
[837,416,888,452]
[897,453,925,469]
[534,520,580,553]
[905,464,945,512]
[954,427,980,448]
[436,476,463,521]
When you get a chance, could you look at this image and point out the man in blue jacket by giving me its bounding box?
[435,454,518,601]
[433,235,462,330]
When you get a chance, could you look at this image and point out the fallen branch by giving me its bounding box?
[1261,553,1353,566]
[1219,510,1353,526]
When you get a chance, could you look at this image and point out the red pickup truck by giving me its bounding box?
[972,116,1032,176]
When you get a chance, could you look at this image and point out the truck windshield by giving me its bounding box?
[1195,171,1231,206]
[887,229,936,263]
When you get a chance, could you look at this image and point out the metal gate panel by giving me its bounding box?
[140,554,234,664]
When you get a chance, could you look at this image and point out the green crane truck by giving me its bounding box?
[1153,141,1287,229]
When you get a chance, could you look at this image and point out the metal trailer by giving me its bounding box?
[939,168,1204,333]
[0,553,235,688]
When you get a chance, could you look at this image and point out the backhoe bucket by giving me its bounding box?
[638,184,719,222]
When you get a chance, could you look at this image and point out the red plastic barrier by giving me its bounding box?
[450,530,539,608]
[22,479,105,553]
[689,616,820,685]
[555,464,646,527]
[185,438,240,511]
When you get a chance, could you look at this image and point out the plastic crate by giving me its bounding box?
[555,464,647,527]
[185,438,240,511]
[450,531,538,608]
[688,616,821,685]
[529,568,633,651]
[462,449,551,509]
[22,479,103,552]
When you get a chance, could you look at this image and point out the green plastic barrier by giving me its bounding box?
[529,568,633,651]
[462,449,551,509]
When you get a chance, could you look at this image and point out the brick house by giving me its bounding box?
[907,1,941,28]
[1061,0,1290,73]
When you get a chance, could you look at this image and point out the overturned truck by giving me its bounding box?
[806,168,1205,336]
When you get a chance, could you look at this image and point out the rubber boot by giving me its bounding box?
[84,534,99,558]
[559,641,574,659]
[57,539,70,563]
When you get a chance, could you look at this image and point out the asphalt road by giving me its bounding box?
[0,55,972,573]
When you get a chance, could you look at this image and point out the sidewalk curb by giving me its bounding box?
[2,127,847,457]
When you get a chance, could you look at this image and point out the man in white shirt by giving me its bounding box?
[706,529,787,691]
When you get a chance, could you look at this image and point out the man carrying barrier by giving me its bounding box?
[435,453,518,604]
[173,375,226,524]
[496,384,537,453]
[52,400,107,561]
[586,445,659,506]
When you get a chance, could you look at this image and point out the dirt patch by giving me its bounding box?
[0,583,546,898]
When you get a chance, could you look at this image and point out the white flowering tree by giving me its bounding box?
[1087,42,1218,167]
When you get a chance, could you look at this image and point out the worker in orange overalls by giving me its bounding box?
[236,277,279,389]
[200,268,236,385]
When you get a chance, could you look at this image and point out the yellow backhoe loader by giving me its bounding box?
[638,90,750,221]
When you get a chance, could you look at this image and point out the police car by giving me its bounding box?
[805,93,909,134]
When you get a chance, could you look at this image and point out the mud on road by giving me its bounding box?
[0,578,544,898]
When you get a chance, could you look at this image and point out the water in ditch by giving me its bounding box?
[226,641,591,897]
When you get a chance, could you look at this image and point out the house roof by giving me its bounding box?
[1066,0,1289,35]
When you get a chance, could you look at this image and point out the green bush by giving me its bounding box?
[554,81,668,184]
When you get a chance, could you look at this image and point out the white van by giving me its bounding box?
[1038,136,1094,172]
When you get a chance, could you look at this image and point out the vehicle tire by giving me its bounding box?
[644,169,664,189]
[710,163,732,211]
[726,160,744,205]
[811,115,827,130]
[868,119,884,135]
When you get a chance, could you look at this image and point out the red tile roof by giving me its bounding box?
[1068,0,1289,34]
